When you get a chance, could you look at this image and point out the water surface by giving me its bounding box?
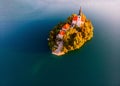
[0,0,120,86]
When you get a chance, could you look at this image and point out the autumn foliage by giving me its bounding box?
[48,13,94,54]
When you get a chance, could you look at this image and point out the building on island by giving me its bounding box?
[57,30,65,39]
[56,8,85,39]
[57,23,70,39]
[72,7,85,27]
[62,23,70,31]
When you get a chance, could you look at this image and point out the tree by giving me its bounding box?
[48,13,94,53]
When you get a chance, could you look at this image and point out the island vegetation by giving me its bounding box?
[48,9,94,56]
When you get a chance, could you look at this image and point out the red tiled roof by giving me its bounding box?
[72,16,78,21]
[62,23,70,29]
[59,30,65,35]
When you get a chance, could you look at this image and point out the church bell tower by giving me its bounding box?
[78,7,82,16]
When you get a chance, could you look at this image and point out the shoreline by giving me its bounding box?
[48,8,93,56]
[52,51,65,56]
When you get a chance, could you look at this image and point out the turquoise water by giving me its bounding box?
[0,1,120,86]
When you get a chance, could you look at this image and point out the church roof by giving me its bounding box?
[79,7,82,15]
[72,16,78,21]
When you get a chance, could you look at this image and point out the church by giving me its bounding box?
[72,7,85,27]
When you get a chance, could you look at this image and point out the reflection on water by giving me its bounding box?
[0,1,120,86]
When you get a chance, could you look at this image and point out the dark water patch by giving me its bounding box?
[1,19,65,53]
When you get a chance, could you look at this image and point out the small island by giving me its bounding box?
[48,7,94,56]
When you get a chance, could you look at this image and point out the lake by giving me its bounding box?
[0,0,120,86]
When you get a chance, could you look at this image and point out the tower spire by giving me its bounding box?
[78,6,82,16]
